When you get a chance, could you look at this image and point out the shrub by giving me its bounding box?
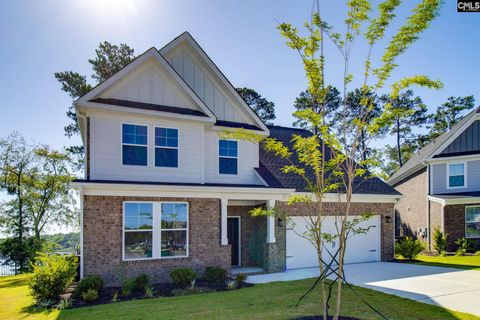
[57,298,71,310]
[134,274,150,293]
[81,288,99,302]
[29,253,77,305]
[395,237,425,261]
[455,237,473,256]
[170,268,197,287]
[235,273,247,283]
[203,266,227,283]
[144,286,154,298]
[433,227,447,254]
[111,290,119,303]
[225,280,237,290]
[122,278,136,296]
[73,275,104,298]
[475,251,480,256]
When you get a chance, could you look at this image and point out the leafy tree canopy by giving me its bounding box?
[236,87,276,125]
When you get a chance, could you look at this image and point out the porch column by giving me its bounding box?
[266,199,276,243]
[221,198,228,245]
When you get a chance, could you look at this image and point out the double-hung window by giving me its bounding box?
[466,206,480,238]
[219,140,238,174]
[123,202,188,260]
[448,163,465,188]
[155,128,178,167]
[122,124,148,166]
[124,203,153,259]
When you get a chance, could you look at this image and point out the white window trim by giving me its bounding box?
[446,162,467,189]
[465,205,480,239]
[218,138,238,175]
[154,126,180,168]
[121,122,149,167]
[122,201,189,261]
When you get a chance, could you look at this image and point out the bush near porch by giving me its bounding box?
[1,274,479,320]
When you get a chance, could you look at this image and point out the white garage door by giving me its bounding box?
[286,215,381,269]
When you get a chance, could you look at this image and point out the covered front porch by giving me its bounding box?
[221,198,286,273]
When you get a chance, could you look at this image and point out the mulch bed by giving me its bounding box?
[296,317,360,320]
[68,280,253,308]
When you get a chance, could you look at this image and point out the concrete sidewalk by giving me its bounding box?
[246,262,480,316]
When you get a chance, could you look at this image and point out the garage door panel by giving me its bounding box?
[286,215,380,269]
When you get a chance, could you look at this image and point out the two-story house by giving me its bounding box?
[389,107,480,251]
[71,32,400,286]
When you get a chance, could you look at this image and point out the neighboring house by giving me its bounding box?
[71,32,400,286]
[389,107,480,251]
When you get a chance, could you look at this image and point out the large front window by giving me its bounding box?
[219,140,238,174]
[448,163,465,188]
[122,124,148,166]
[123,202,188,260]
[466,206,480,238]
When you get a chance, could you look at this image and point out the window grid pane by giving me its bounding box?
[155,128,178,148]
[219,140,237,157]
[123,124,147,145]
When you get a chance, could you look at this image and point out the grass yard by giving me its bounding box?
[408,255,480,271]
[1,274,479,320]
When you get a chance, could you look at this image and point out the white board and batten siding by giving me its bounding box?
[286,215,381,269]
[101,58,203,113]
[164,44,257,125]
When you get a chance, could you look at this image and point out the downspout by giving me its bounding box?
[425,161,431,250]
[78,186,84,279]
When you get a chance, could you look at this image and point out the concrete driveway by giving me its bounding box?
[246,262,480,316]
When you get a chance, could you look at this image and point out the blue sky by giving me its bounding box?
[0,0,479,151]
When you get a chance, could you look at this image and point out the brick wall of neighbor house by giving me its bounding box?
[276,201,395,261]
[83,196,230,286]
[392,168,428,239]
[444,204,480,251]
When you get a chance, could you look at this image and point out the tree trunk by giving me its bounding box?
[396,118,403,167]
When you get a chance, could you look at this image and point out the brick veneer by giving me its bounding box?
[83,196,230,286]
[276,201,395,261]
[444,204,480,251]
[392,168,428,239]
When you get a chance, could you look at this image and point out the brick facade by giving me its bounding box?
[276,201,395,261]
[392,168,428,240]
[444,204,480,251]
[83,195,230,286]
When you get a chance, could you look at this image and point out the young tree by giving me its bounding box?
[55,42,136,166]
[222,1,442,319]
[275,1,442,318]
[423,95,475,142]
[236,87,276,124]
[380,89,428,168]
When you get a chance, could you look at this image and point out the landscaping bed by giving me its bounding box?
[69,279,253,308]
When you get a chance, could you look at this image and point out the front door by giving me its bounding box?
[227,217,240,266]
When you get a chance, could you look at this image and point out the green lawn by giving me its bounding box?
[1,274,479,320]
[409,255,480,271]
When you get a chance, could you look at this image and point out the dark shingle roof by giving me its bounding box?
[258,125,400,195]
[72,179,281,189]
[431,191,480,200]
[90,98,209,118]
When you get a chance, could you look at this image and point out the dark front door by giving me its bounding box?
[227,217,240,266]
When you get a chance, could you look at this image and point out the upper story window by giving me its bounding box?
[219,140,238,175]
[448,163,465,188]
[122,124,148,166]
[155,128,178,167]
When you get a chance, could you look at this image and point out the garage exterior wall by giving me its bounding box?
[276,201,395,262]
